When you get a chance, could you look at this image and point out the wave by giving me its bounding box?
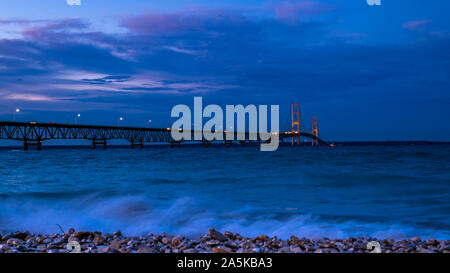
[1,194,448,240]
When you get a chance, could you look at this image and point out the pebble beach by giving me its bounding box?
[1,228,449,253]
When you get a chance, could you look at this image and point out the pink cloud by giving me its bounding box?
[121,10,248,35]
[120,3,333,35]
[270,1,337,24]
[20,19,89,40]
[402,19,432,31]
[5,93,56,102]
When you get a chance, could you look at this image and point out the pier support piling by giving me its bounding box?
[22,140,43,150]
[170,141,181,148]
[202,141,211,148]
[130,140,144,149]
[92,139,107,149]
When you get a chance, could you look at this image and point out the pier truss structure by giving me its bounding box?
[0,121,328,150]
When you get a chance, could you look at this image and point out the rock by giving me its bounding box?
[278,247,290,253]
[416,247,434,254]
[252,247,261,253]
[226,241,237,249]
[110,241,123,249]
[137,247,152,253]
[93,235,106,246]
[161,237,171,245]
[290,247,302,253]
[37,244,47,249]
[0,230,439,253]
[64,228,75,237]
[239,241,253,249]
[6,238,24,247]
[152,235,162,242]
[326,248,339,253]
[256,235,268,242]
[35,236,45,243]
[0,244,10,251]
[335,242,345,249]
[208,228,227,242]
[68,235,80,243]
[205,240,220,246]
[52,238,65,245]
[236,248,246,253]
[212,246,232,253]
[72,231,93,240]
[113,230,122,237]
[98,246,121,253]
[171,235,184,246]
[12,231,30,240]
[1,232,13,241]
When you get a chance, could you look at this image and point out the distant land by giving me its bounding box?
[330,141,450,146]
[0,141,449,150]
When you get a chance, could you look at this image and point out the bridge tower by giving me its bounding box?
[291,103,301,146]
[312,116,319,146]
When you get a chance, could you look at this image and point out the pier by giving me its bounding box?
[0,104,329,150]
[0,121,328,150]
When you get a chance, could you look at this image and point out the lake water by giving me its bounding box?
[0,144,449,239]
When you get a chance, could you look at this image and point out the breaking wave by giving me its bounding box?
[1,193,448,240]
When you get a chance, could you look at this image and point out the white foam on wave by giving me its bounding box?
[0,194,448,240]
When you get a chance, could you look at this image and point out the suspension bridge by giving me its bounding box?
[0,103,329,150]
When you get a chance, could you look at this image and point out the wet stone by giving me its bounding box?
[208,228,228,242]
[0,229,447,253]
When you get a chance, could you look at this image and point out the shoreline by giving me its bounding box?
[1,228,449,253]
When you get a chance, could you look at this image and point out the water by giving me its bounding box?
[0,144,449,239]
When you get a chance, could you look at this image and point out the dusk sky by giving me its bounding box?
[1,0,449,141]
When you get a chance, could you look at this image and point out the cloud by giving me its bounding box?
[5,93,56,102]
[82,75,131,84]
[163,46,202,55]
[269,1,337,24]
[0,5,449,138]
[120,9,253,36]
[402,19,432,31]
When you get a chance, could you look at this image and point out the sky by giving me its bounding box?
[0,0,449,141]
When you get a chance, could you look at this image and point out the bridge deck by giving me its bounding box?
[0,121,328,149]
